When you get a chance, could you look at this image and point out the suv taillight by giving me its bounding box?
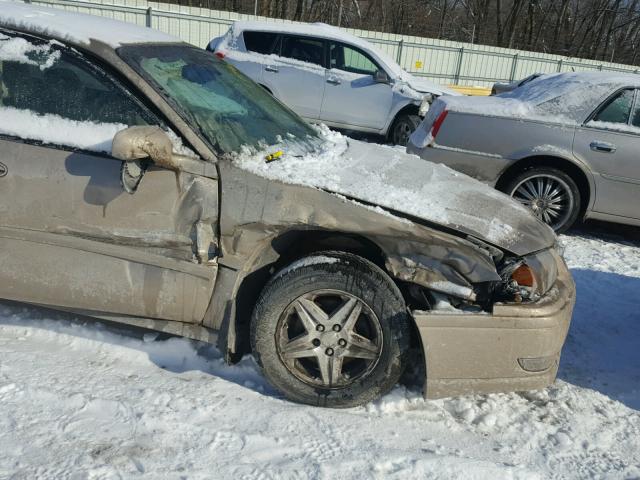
[215,51,226,59]
[430,110,448,141]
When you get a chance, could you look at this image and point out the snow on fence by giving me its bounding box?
[23,0,640,87]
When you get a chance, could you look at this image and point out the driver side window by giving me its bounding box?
[0,32,155,153]
[329,43,380,76]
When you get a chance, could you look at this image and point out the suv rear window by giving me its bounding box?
[243,31,279,55]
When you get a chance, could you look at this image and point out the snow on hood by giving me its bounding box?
[234,128,555,255]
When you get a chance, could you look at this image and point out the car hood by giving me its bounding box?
[400,74,461,97]
[233,132,555,257]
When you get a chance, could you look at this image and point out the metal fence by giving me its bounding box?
[26,0,640,87]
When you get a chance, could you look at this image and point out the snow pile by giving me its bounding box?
[0,107,127,154]
[234,127,534,249]
[1,231,639,478]
[0,33,60,70]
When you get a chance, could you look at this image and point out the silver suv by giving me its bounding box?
[208,21,459,145]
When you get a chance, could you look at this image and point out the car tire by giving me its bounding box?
[503,167,581,233]
[251,251,411,408]
[390,113,421,146]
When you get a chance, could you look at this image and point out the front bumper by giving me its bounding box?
[413,252,575,398]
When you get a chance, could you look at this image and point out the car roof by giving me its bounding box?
[441,71,640,124]
[230,20,375,52]
[0,0,180,49]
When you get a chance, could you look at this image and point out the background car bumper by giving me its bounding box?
[413,254,575,399]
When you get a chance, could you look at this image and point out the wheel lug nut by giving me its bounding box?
[316,324,325,332]
[338,339,347,347]
[312,339,321,347]
[325,347,334,356]
[332,324,341,332]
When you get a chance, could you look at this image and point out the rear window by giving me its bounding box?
[242,31,279,55]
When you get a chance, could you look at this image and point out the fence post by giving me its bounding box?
[454,47,464,84]
[557,59,563,72]
[146,7,153,28]
[396,39,404,65]
[509,54,519,81]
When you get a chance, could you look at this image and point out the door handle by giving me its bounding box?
[0,162,7,177]
[265,65,279,73]
[326,77,341,85]
[590,141,617,153]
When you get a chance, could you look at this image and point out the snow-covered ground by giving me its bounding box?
[1,229,639,479]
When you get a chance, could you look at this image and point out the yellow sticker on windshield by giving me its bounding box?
[265,150,284,163]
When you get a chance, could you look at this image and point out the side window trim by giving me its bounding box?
[629,88,640,127]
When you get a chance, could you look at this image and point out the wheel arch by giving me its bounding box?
[385,103,421,137]
[495,155,594,216]
[220,229,391,361]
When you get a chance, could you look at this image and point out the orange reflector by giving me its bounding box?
[511,264,535,287]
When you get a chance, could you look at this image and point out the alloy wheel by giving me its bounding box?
[394,120,414,146]
[276,289,383,389]
[510,174,575,230]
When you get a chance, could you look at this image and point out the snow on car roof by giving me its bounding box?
[230,20,373,51]
[0,0,180,48]
[226,19,408,79]
[439,72,640,124]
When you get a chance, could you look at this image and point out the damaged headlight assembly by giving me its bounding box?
[499,248,559,303]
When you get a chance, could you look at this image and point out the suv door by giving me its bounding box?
[320,42,393,130]
[262,35,327,120]
[0,32,217,322]
[573,88,640,219]
[227,30,280,82]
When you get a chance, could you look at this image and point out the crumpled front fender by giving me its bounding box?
[373,236,502,301]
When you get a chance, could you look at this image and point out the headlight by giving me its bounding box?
[419,94,433,116]
[502,249,559,301]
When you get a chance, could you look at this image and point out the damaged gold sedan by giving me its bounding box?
[0,4,575,407]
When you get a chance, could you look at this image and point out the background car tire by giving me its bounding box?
[251,251,411,408]
[503,167,581,233]
[390,113,421,146]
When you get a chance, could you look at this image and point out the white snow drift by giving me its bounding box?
[1,232,639,479]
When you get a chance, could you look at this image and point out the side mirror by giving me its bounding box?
[112,126,216,187]
[112,126,174,168]
[374,70,390,84]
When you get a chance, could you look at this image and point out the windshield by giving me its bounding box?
[118,44,319,154]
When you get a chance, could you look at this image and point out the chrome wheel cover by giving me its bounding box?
[276,290,383,389]
[510,174,575,230]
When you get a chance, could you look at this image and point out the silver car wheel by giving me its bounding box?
[394,121,414,146]
[510,174,575,230]
[276,289,383,389]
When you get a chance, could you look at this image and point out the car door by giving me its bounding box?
[225,30,279,83]
[261,34,327,120]
[573,88,640,219]
[0,32,217,322]
[319,42,393,130]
